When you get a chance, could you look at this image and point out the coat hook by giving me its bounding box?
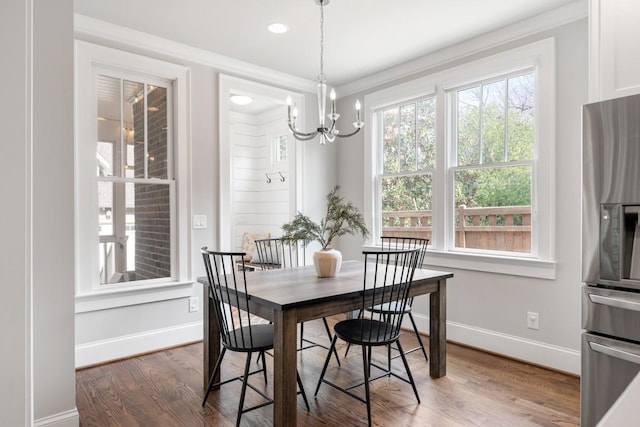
[265,173,271,183]
[279,171,285,182]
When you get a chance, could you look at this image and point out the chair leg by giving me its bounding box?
[344,310,362,358]
[362,345,372,427]
[396,340,420,403]
[344,342,352,358]
[300,322,305,349]
[314,335,339,397]
[296,371,310,411]
[408,312,429,362]
[202,347,227,406]
[235,352,253,427]
[261,351,268,385]
[322,317,341,367]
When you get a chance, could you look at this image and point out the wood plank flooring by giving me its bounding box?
[76,317,580,426]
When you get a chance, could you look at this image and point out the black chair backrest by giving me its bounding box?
[361,248,421,341]
[381,236,429,266]
[201,247,257,349]
[254,238,283,270]
[255,237,306,270]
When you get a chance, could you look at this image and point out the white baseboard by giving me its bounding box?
[75,321,203,368]
[406,314,580,375]
[34,409,79,427]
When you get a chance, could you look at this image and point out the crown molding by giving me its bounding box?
[338,0,587,96]
[74,14,316,93]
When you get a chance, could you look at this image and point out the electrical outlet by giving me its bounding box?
[189,296,199,313]
[527,312,539,330]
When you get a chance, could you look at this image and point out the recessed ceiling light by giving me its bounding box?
[230,95,253,106]
[268,23,288,34]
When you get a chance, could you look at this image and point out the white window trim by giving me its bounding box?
[75,41,193,312]
[364,38,556,279]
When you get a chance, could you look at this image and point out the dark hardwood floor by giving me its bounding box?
[76,316,580,426]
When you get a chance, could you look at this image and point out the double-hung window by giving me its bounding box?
[449,71,535,254]
[76,41,191,309]
[364,39,555,278]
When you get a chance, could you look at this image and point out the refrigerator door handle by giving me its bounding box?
[589,341,640,365]
[589,294,640,312]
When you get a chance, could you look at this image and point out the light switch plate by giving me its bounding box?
[192,215,207,229]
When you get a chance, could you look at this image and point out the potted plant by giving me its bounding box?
[281,185,370,277]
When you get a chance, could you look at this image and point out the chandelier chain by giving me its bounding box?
[319,1,325,82]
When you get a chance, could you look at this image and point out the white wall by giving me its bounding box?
[33,0,78,423]
[336,19,588,374]
[230,109,291,248]
[1,1,32,425]
[1,0,79,425]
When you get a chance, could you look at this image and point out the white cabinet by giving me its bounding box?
[589,0,640,101]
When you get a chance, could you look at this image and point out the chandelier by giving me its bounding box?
[286,0,364,145]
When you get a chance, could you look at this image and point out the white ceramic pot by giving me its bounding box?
[313,248,342,278]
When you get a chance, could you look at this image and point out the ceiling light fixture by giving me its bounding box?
[268,23,289,34]
[230,95,254,106]
[286,0,363,145]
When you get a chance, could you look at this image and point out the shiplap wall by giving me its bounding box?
[230,108,291,252]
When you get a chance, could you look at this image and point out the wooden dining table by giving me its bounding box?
[198,259,453,426]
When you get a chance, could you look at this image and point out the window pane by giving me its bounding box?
[98,181,113,237]
[381,174,432,241]
[98,182,172,284]
[124,80,144,178]
[399,103,416,172]
[507,73,535,161]
[96,75,122,177]
[273,134,288,163]
[417,98,436,170]
[383,108,399,174]
[481,80,506,164]
[454,165,532,253]
[457,87,481,166]
[146,86,168,179]
[97,141,114,177]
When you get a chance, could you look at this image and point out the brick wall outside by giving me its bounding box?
[132,87,171,280]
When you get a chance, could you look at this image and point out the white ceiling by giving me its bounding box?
[75,0,580,88]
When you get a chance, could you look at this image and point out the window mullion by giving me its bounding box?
[144,83,149,178]
[395,107,400,173]
[119,79,125,177]
[414,102,418,171]
[478,84,484,165]
[504,77,509,161]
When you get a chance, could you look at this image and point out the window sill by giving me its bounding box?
[363,245,556,280]
[75,280,196,313]
[423,250,556,280]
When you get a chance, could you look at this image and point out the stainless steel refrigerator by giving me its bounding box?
[582,93,640,426]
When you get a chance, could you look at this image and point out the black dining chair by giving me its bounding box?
[254,237,340,365]
[345,237,429,370]
[200,248,309,426]
[314,248,422,427]
[370,237,429,365]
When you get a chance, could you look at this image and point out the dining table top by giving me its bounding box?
[204,259,453,309]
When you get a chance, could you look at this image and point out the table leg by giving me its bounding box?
[273,309,298,426]
[203,284,220,389]
[429,278,447,378]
